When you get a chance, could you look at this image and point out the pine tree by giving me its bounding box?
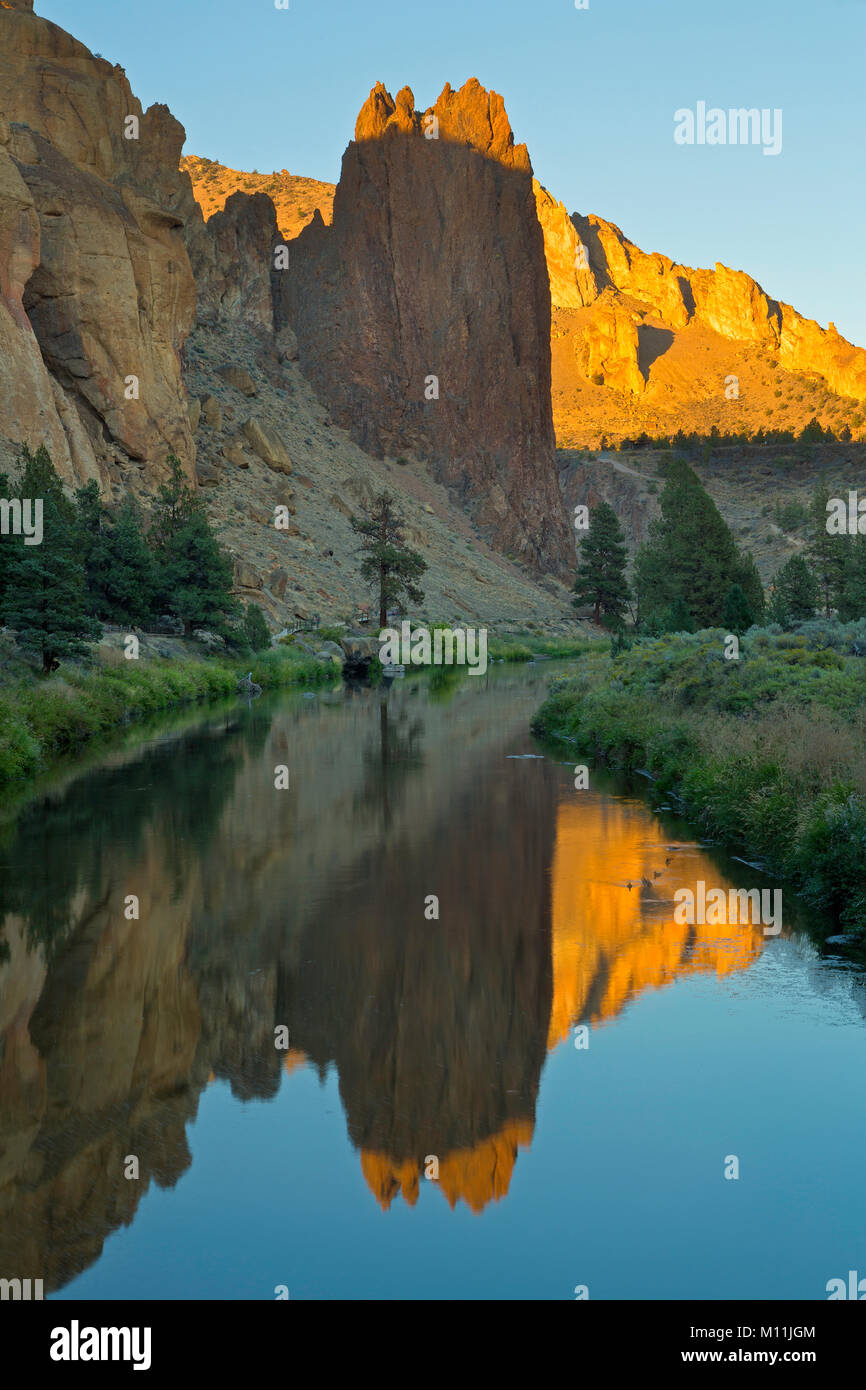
[734,550,765,624]
[74,484,157,625]
[2,445,100,672]
[769,554,818,623]
[807,485,846,617]
[635,457,762,628]
[723,583,754,635]
[351,490,427,627]
[98,498,158,625]
[837,535,866,622]
[0,468,11,609]
[572,500,631,626]
[662,594,695,633]
[150,455,238,636]
[243,602,271,652]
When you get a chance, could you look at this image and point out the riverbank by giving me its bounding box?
[531,623,866,936]
[0,643,337,792]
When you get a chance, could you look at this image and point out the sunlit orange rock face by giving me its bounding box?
[545,203,866,444]
[547,797,765,1049]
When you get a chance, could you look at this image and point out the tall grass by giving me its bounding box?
[0,649,336,789]
[531,625,866,934]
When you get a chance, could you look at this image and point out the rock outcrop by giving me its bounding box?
[280,80,572,576]
[0,5,198,486]
[180,155,335,243]
[545,209,866,412]
[184,190,284,332]
[533,181,598,310]
[0,5,197,486]
[577,291,645,396]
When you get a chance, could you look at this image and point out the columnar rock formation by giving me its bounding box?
[0,4,198,486]
[280,80,573,575]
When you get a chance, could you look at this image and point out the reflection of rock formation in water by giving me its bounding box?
[360,1120,534,1213]
[0,719,249,1291]
[546,799,766,1048]
[0,672,778,1287]
[280,744,557,1201]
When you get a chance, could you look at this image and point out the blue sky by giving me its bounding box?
[36,0,866,345]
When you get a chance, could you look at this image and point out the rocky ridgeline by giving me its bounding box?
[3,1,866,627]
[537,189,866,429]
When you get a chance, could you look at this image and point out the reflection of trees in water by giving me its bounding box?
[0,711,271,961]
[355,697,426,829]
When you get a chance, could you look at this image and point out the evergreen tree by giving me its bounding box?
[837,535,866,622]
[351,490,427,627]
[0,468,11,608]
[735,550,765,624]
[97,498,158,625]
[74,483,157,625]
[799,417,825,444]
[243,602,271,652]
[572,500,631,626]
[634,457,762,628]
[150,455,238,636]
[807,485,846,617]
[662,594,695,633]
[769,554,818,623]
[723,583,754,635]
[2,445,100,672]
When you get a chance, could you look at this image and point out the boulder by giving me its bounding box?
[340,633,377,665]
[200,394,223,430]
[222,438,251,469]
[234,558,262,589]
[195,460,222,488]
[267,568,289,599]
[218,364,257,396]
[242,418,292,473]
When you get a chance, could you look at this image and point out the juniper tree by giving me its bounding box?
[351,490,427,628]
[837,535,866,622]
[572,500,631,627]
[243,602,271,652]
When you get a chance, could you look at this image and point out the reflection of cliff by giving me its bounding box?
[361,1120,534,1213]
[0,672,773,1286]
[280,739,556,1188]
[547,798,765,1049]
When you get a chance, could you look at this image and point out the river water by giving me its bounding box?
[0,662,864,1300]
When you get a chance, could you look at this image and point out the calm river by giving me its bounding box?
[1,662,864,1299]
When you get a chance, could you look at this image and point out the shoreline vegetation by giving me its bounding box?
[531,623,866,938]
[0,628,591,798]
[0,644,338,796]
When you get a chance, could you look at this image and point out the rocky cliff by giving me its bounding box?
[0,3,199,489]
[279,80,573,576]
[545,206,866,444]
